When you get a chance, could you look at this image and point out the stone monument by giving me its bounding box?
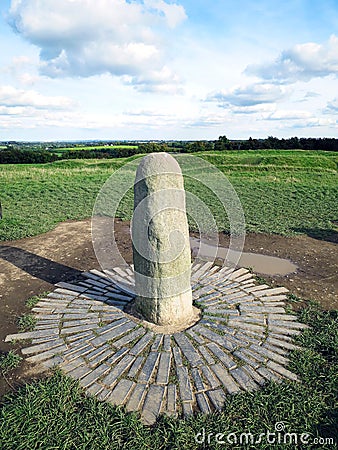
[132,153,193,325]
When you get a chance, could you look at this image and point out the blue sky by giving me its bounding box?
[0,0,337,141]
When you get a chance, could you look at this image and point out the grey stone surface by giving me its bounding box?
[201,365,220,389]
[206,343,237,369]
[163,335,171,352]
[210,364,240,394]
[138,352,160,382]
[26,345,67,363]
[172,346,183,367]
[182,401,194,417]
[191,368,206,392]
[128,356,145,378]
[186,329,205,345]
[231,367,259,391]
[112,327,145,349]
[193,325,236,351]
[21,339,65,355]
[85,382,104,397]
[242,365,265,386]
[166,384,177,414]
[141,384,165,425]
[88,349,114,368]
[198,346,215,365]
[233,350,260,369]
[126,383,147,412]
[196,392,211,414]
[103,355,136,387]
[108,379,135,405]
[79,364,110,388]
[249,344,289,366]
[90,321,136,346]
[129,331,154,356]
[156,352,171,385]
[207,389,227,410]
[257,366,282,382]
[106,347,130,365]
[151,334,163,351]
[132,153,193,326]
[176,365,193,401]
[173,333,203,367]
[266,361,299,381]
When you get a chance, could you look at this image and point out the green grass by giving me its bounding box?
[25,295,44,308]
[0,305,336,449]
[0,351,22,375]
[0,150,337,240]
[54,145,139,153]
[17,314,37,332]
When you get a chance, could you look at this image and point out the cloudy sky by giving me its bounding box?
[0,0,337,141]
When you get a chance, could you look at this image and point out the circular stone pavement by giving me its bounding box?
[5,262,309,425]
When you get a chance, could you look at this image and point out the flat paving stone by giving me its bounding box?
[198,345,216,365]
[191,367,206,392]
[207,389,227,411]
[138,352,160,383]
[141,385,165,425]
[173,333,203,367]
[10,265,305,425]
[112,327,145,349]
[176,365,193,401]
[129,331,154,356]
[166,384,177,415]
[156,352,171,385]
[108,379,135,405]
[231,367,259,391]
[79,364,110,388]
[206,343,237,369]
[172,346,183,367]
[126,383,147,412]
[201,365,221,389]
[193,325,236,351]
[90,321,136,346]
[128,356,144,378]
[151,334,163,351]
[210,364,240,394]
[103,355,136,387]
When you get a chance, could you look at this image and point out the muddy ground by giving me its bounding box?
[0,219,337,397]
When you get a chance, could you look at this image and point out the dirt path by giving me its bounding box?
[0,218,337,396]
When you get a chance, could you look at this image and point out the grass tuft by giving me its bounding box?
[17,314,37,332]
[0,351,22,375]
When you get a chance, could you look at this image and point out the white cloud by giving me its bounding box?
[325,98,338,113]
[262,110,312,121]
[246,35,338,83]
[0,85,74,109]
[8,0,186,91]
[206,83,289,107]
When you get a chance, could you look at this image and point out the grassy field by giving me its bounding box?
[0,149,337,240]
[0,305,336,449]
[52,145,139,153]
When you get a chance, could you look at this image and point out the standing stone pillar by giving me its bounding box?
[132,153,193,325]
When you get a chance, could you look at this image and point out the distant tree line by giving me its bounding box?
[0,136,337,163]
[182,136,338,152]
[0,148,58,164]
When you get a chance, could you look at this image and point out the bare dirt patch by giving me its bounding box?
[0,218,337,397]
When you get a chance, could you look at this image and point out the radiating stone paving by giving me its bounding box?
[5,263,308,425]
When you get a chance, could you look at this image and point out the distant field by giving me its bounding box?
[0,150,337,240]
[52,145,138,153]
